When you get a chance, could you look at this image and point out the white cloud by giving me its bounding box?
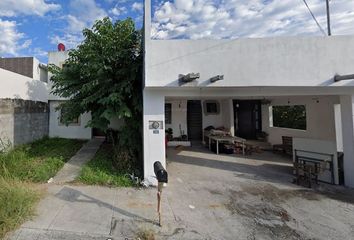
[132,2,144,12]
[50,34,83,50]
[0,19,31,56]
[152,0,354,39]
[50,0,107,49]
[32,47,48,58]
[69,0,107,24]
[0,0,60,17]
[110,6,127,16]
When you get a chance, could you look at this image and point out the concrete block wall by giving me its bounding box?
[0,99,49,147]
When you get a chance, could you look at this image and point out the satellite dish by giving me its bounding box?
[58,43,65,51]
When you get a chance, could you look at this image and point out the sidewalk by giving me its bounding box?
[8,184,162,240]
[52,138,104,184]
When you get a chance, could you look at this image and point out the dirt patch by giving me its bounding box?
[226,184,319,240]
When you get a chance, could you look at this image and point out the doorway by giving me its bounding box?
[92,128,105,138]
[234,100,262,139]
[187,100,203,141]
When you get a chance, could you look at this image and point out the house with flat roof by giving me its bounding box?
[0,57,48,147]
[142,0,354,187]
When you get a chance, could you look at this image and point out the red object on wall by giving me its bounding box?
[58,43,66,51]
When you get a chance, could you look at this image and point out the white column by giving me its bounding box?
[340,95,354,187]
[143,89,166,185]
[334,104,343,152]
[228,99,235,136]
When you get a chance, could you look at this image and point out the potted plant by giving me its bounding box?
[165,128,173,141]
[256,131,269,142]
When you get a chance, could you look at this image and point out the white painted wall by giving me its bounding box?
[145,37,354,88]
[202,99,223,130]
[32,58,47,82]
[263,96,339,145]
[0,68,48,102]
[339,95,354,187]
[143,89,166,185]
[165,100,187,138]
[49,101,92,139]
[220,99,234,133]
[47,51,70,101]
[165,99,234,139]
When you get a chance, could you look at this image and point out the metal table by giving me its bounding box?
[208,135,246,155]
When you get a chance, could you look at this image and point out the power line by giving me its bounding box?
[302,0,327,36]
[149,1,329,68]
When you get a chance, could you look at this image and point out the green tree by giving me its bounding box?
[49,17,142,175]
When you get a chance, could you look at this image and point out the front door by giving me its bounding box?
[187,100,203,141]
[234,100,261,139]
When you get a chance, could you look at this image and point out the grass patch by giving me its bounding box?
[77,144,133,187]
[0,177,40,239]
[0,137,86,182]
[135,228,155,240]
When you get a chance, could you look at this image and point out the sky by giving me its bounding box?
[1,0,354,63]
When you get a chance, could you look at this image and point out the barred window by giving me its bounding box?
[165,103,172,124]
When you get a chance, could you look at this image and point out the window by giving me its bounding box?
[165,103,172,124]
[59,106,80,126]
[272,105,306,130]
[58,61,65,69]
[204,100,220,115]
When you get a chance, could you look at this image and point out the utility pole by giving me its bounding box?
[326,0,331,36]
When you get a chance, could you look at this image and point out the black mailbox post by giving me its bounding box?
[154,161,168,226]
[154,161,168,183]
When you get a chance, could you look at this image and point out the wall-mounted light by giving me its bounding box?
[210,75,224,83]
[179,73,200,84]
[334,73,354,82]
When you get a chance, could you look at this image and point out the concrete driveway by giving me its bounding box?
[8,146,354,240]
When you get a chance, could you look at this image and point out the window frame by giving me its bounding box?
[270,105,307,131]
[203,100,220,115]
[58,106,81,126]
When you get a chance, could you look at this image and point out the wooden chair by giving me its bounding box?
[273,136,293,155]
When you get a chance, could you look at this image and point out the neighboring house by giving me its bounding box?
[47,51,93,140]
[0,57,48,147]
[0,52,123,148]
[47,51,123,140]
[0,57,48,83]
[142,0,354,187]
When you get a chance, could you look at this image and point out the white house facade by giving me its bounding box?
[47,51,93,140]
[142,0,354,187]
[47,51,124,140]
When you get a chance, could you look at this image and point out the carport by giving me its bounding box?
[158,93,343,187]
